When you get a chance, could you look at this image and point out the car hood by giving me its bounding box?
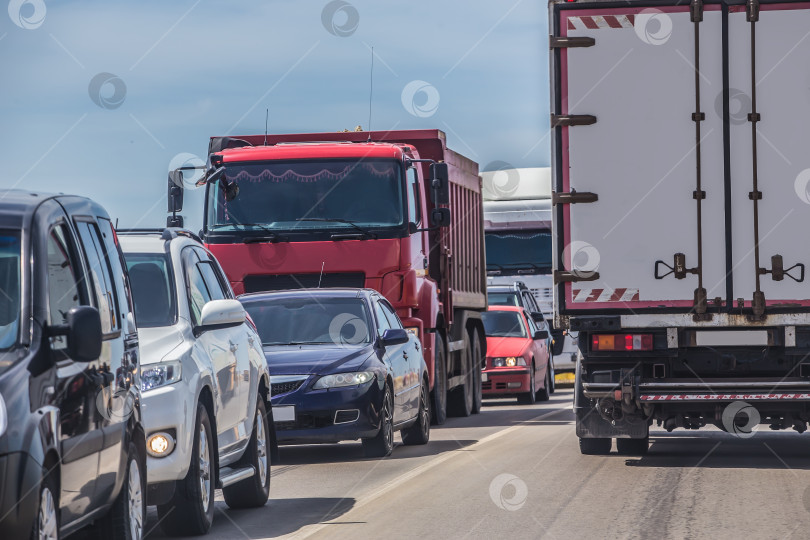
[486,336,531,358]
[262,343,374,376]
[137,326,186,365]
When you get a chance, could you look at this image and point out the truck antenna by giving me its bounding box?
[318,261,325,288]
[367,47,374,142]
[264,108,269,146]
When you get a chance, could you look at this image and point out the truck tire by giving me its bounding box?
[579,437,612,455]
[470,328,483,414]
[157,403,215,536]
[431,336,448,425]
[223,398,272,508]
[617,437,649,456]
[363,383,395,458]
[401,377,431,445]
[448,341,474,417]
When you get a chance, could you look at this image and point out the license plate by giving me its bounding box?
[273,406,295,422]
[695,330,768,347]
[481,372,488,383]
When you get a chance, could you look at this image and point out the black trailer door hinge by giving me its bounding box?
[690,0,704,22]
[655,253,699,280]
[759,255,805,282]
[551,114,597,128]
[550,36,595,49]
[554,270,600,284]
[747,0,760,22]
[552,191,598,205]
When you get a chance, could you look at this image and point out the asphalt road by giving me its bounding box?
[144,387,810,540]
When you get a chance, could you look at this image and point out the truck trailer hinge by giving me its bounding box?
[551,114,597,128]
[655,253,699,281]
[554,270,600,284]
[759,255,805,282]
[747,0,760,22]
[550,36,595,49]
[690,0,704,22]
[552,190,598,205]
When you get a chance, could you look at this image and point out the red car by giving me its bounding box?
[481,306,554,404]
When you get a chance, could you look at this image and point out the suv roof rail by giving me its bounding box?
[117,227,202,243]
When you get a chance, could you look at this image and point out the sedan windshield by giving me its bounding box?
[207,159,404,233]
[124,253,177,328]
[242,297,372,347]
[0,232,21,350]
[481,311,527,338]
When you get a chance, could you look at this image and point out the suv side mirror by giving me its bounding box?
[534,329,549,341]
[381,328,409,347]
[430,208,451,228]
[430,162,449,205]
[197,299,245,333]
[49,306,102,363]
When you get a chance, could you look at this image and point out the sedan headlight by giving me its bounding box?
[492,357,526,368]
[141,361,182,391]
[312,371,374,389]
[0,393,6,438]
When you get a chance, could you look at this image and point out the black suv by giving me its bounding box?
[0,191,145,539]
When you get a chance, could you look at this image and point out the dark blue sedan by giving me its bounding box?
[239,288,430,457]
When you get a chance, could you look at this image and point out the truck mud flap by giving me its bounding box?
[576,408,649,439]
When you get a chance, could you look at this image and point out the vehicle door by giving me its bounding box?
[195,247,253,444]
[41,215,104,523]
[73,217,133,505]
[380,299,420,418]
[372,297,407,424]
[182,247,243,451]
[406,164,429,286]
[525,312,548,377]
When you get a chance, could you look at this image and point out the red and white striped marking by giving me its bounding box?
[572,288,640,303]
[641,393,810,402]
[567,15,635,31]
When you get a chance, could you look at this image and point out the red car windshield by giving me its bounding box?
[481,311,527,338]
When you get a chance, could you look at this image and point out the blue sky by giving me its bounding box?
[1,0,550,229]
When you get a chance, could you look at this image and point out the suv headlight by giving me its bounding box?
[312,371,374,389]
[141,361,182,391]
[0,393,6,437]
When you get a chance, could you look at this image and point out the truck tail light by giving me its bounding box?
[591,334,653,351]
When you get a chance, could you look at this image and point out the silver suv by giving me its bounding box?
[119,228,273,536]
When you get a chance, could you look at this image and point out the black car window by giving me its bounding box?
[407,166,421,225]
[0,231,21,350]
[197,260,227,301]
[379,301,403,330]
[124,253,177,328]
[373,299,392,337]
[47,225,83,348]
[183,248,212,325]
[76,220,120,334]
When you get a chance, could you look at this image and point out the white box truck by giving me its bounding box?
[550,0,810,454]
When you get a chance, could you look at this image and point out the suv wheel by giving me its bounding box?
[158,403,215,536]
[94,442,145,540]
[223,398,272,508]
[32,474,58,540]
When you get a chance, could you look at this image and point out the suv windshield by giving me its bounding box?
[242,297,372,347]
[124,253,177,328]
[481,311,527,338]
[0,231,21,350]
[206,159,404,234]
[485,230,552,274]
[488,291,520,307]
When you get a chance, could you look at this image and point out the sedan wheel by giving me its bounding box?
[363,384,394,458]
[401,378,431,445]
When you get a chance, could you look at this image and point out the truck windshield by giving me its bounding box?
[481,311,527,338]
[485,230,552,274]
[0,232,21,351]
[242,296,372,347]
[124,253,177,328]
[206,159,404,233]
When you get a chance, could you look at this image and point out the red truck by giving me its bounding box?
[168,129,487,424]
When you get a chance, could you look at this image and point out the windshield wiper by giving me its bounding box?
[295,218,377,239]
[209,222,282,242]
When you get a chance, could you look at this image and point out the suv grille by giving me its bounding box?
[244,272,365,293]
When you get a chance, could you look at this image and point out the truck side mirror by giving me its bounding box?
[430,162,449,205]
[430,208,451,228]
[168,171,184,213]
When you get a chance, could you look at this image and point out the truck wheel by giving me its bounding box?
[363,383,394,458]
[158,403,215,536]
[536,367,551,402]
[448,342,474,417]
[617,437,649,456]
[93,442,145,540]
[431,336,448,425]
[223,398,272,508]
[401,378,431,445]
[579,437,612,455]
[470,329,483,414]
[517,366,537,405]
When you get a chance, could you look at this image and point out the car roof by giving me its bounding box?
[239,288,372,302]
[0,190,109,230]
[118,228,202,253]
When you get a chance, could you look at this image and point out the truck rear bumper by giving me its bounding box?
[584,379,810,401]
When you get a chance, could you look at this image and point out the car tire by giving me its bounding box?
[363,383,394,458]
[401,378,431,446]
[548,357,556,395]
[223,398,272,509]
[517,366,537,405]
[617,437,649,456]
[448,341,474,417]
[431,336,448,425]
[93,442,145,540]
[470,329,484,414]
[158,403,215,536]
[579,437,612,455]
[31,473,58,540]
[536,367,551,402]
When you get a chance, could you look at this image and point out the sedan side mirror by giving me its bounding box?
[49,306,102,363]
[197,299,245,333]
[534,330,549,341]
[381,328,409,347]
